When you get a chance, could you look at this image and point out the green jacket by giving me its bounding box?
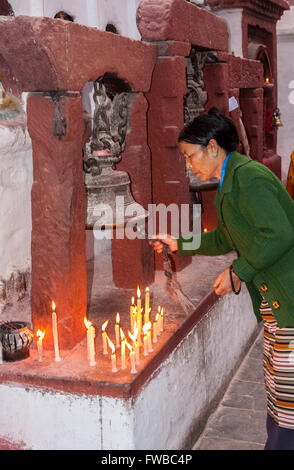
[178,151,294,327]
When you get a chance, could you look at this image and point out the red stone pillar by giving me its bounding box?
[111,93,155,289]
[146,43,192,272]
[27,93,87,350]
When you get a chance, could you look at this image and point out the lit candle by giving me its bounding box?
[160,307,164,332]
[147,321,153,353]
[137,308,143,346]
[128,324,140,365]
[145,287,150,323]
[130,297,135,329]
[107,336,118,373]
[84,317,96,366]
[102,320,109,355]
[120,328,126,370]
[265,77,270,84]
[143,323,149,356]
[115,312,120,348]
[36,329,45,362]
[137,285,141,313]
[52,301,61,362]
[126,342,137,374]
[131,306,137,332]
[153,314,159,343]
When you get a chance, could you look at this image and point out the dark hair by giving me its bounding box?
[178,107,239,153]
[54,11,74,22]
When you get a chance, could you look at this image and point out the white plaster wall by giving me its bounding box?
[277,6,294,184]
[0,124,32,279]
[0,289,258,450]
[212,8,243,58]
[132,289,257,450]
[9,0,142,39]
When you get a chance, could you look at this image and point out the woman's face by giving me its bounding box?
[179,141,219,181]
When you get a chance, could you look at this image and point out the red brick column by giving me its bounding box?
[112,93,155,288]
[27,93,87,350]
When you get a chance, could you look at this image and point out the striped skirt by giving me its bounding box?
[260,298,294,429]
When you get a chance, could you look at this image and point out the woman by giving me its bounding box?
[152,107,294,450]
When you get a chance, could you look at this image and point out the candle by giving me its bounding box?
[147,321,153,353]
[52,301,61,362]
[153,314,159,343]
[137,285,141,313]
[128,325,140,365]
[145,287,150,323]
[84,317,96,366]
[160,307,164,332]
[115,312,120,348]
[126,342,137,374]
[102,320,109,355]
[107,336,118,373]
[130,297,135,329]
[120,328,126,370]
[36,329,45,362]
[131,306,137,332]
[143,323,149,356]
[137,308,143,346]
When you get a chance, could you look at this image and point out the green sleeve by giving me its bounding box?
[232,178,294,282]
[178,223,233,257]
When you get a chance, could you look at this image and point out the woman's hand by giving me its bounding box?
[214,267,241,296]
[149,234,178,254]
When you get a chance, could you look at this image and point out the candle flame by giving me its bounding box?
[84,317,92,329]
[160,307,164,316]
[52,300,56,311]
[102,320,108,332]
[265,77,270,84]
[143,323,149,335]
[36,329,45,341]
[158,305,161,312]
[120,328,125,340]
[137,285,141,298]
[146,287,149,293]
[131,296,135,305]
[107,336,115,354]
[116,312,120,324]
[155,313,159,322]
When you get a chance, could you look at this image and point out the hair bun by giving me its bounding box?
[208,107,222,118]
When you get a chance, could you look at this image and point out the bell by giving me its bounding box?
[84,166,148,229]
[84,76,148,230]
[272,108,283,127]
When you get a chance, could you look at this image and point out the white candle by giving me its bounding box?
[36,329,45,362]
[137,286,141,343]
[153,314,158,343]
[145,287,150,323]
[130,297,135,329]
[107,336,118,373]
[160,307,164,332]
[120,328,126,370]
[146,322,153,353]
[115,313,120,348]
[130,349,137,374]
[52,301,61,362]
[84,318,96,366]
[143,324,149,356]
[102,320,109,355]
[128,327,140,365]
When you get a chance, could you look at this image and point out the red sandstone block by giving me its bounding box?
[137,0,229,52]
[0,16,157,93]
[228,55,264,89]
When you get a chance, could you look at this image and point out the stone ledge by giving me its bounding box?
[0,253,236,399]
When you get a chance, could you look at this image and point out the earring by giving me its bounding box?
[212,153,217,157]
